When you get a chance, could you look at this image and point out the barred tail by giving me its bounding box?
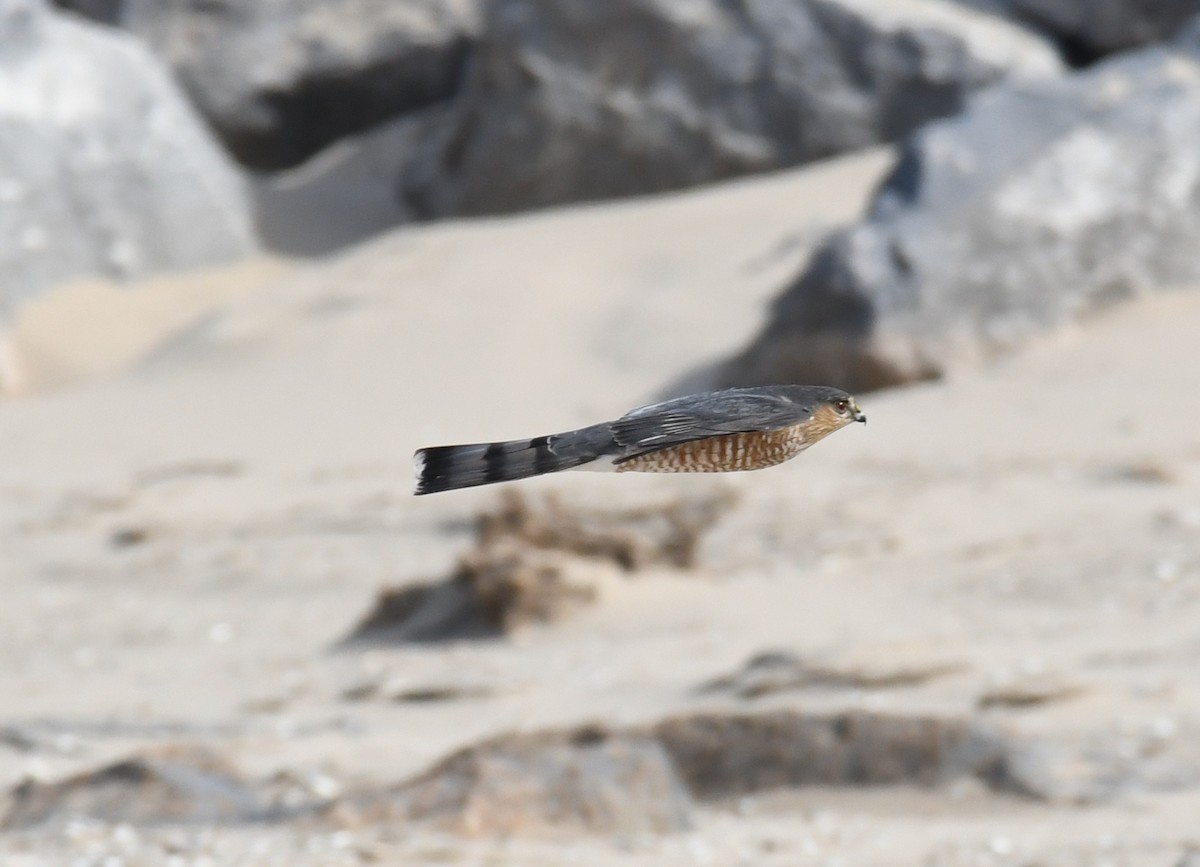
[414,434,595,495]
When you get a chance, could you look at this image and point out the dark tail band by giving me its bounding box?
[415,435,587,495]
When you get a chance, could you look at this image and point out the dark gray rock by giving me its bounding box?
[356,709,1200,836]
[371,726,693,835]
[251,113,439,256]
[399,0,1061,219]
[952,0,1200,61]
[653,710,1014,799]
[723,41,1200,392]
[0,0,256,314]
[55,0,483,170]
[51,0,116,22]
[1,746,280,829]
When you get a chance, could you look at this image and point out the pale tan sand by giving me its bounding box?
[0,257,293,396]
[1,147,1199,865]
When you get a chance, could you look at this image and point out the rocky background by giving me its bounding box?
[2,0,1200,864]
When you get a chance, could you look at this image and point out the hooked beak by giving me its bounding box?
[853,403,866,424]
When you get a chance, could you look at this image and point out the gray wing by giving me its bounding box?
[608,388,812,461]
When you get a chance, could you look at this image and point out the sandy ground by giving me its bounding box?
[1,148,1199,865]
[1,258,293,397]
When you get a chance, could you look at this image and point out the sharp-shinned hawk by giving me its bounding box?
[414,384,865,495]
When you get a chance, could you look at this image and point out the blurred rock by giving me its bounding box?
[55,0,483,170]
[723,42,1200,392]
[52,0,117,22]
[339,547,598,645]
[1,746,278,829]
[251,113,440,256]
[448,542,597,628]
[1001,718,1200,803]
[1101,460,1179,485]
[340,490,736,645]
[340,578,492,645]
[478,489,738,572]
[951,0,1200,61]
[399,0,1061,219]
[652,710,1015,798]
[0,0,255,320]
[341,675,493,704]
[352,710,1200,837]
[698,649,964,698]
[368,726,693,836]
[978,677,1088,709]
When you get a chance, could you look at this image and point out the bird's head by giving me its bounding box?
[830,393,867,425]
[793,386,867,444]
[801,386,866,425]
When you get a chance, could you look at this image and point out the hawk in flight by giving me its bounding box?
[414,385,865,495]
